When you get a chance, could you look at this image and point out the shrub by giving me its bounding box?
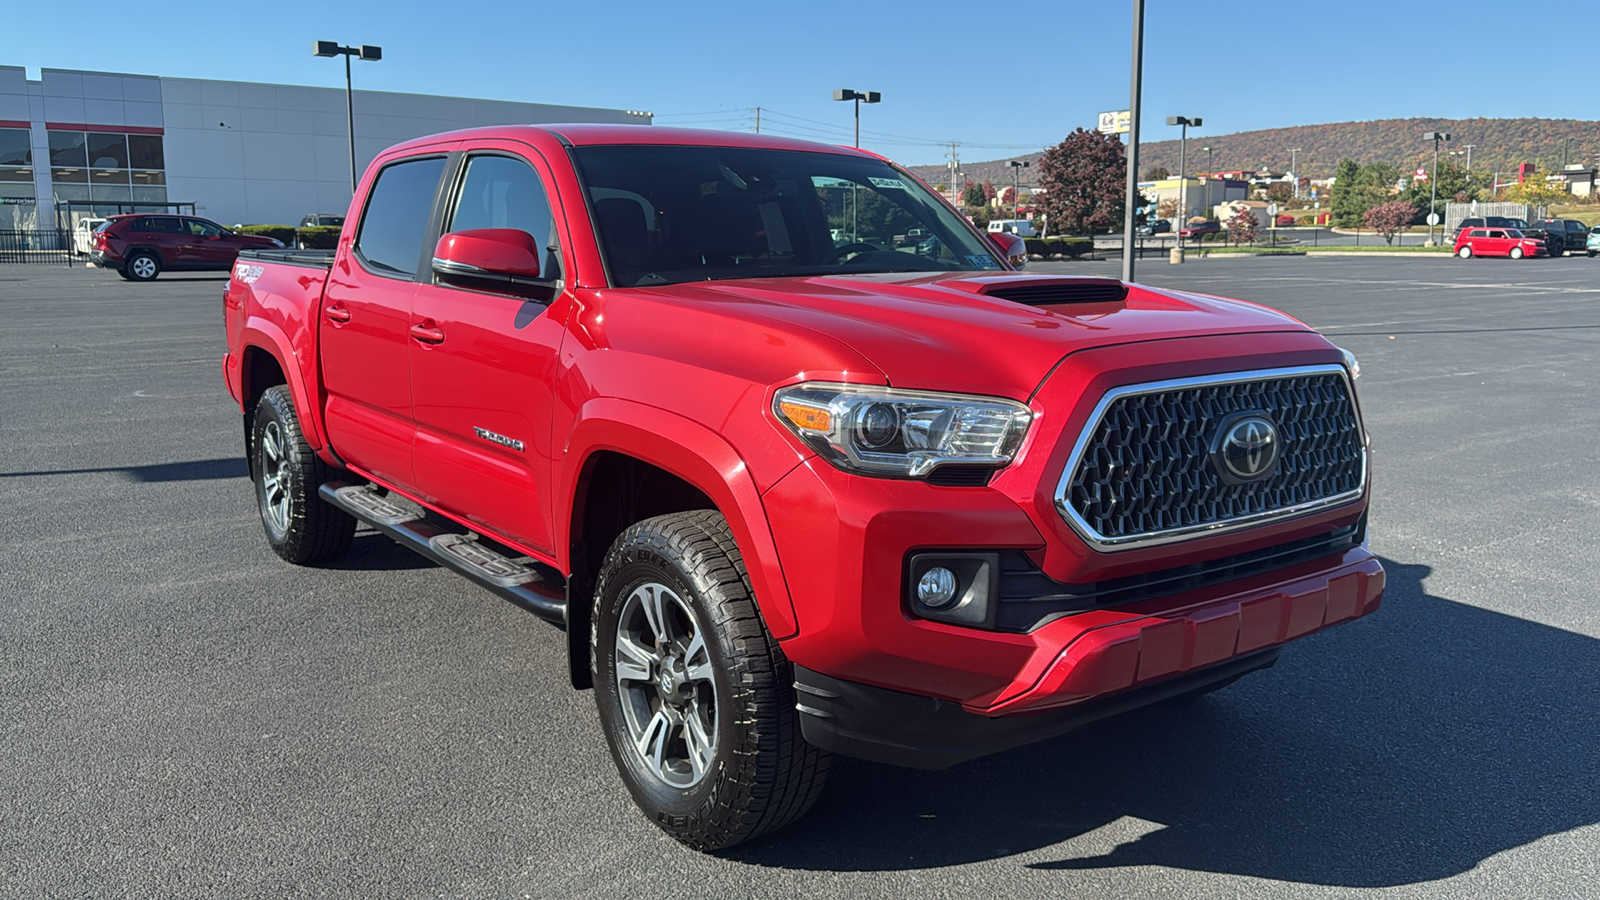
[297,226,342,249]
[1023,237,1094,259]
[1363,201,1416,244]
[1226,207,1259,245]
[1295,214,1318,226]
[236,224,295,245]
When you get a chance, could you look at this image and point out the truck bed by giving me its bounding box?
[237,248,336,268]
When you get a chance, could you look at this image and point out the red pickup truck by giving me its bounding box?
[223,124,1382,850]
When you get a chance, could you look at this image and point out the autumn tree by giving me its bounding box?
[1226,207,1258,245]
[1142,165,1171,180]
[1036,128,1140,236]
[1364,200,1416,244]
[961,180,985,207]
[1499,177,1570,207]
[1266,182,1294,203]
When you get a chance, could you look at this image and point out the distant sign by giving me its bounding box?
[1267,203,1279,217]
[1414,167,1429,182]
[1426,213,1441,226]
[1097,110,1131,135]
[1,197,36,205]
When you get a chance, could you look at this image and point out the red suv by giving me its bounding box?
[91,214,282,281]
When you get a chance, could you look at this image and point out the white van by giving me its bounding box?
[986,219,1037,238]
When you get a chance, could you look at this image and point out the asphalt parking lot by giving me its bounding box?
[3,256,1598,899]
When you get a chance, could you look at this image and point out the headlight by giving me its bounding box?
[1338,347,1361,380]
[773,382,1032,478]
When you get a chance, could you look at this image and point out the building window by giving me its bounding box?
[0,129,30,167]
[129,135,164,170]
[48,131,87,168]
[86,133,129,169]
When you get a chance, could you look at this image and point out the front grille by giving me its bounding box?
[1057,366,1364,547]
[995,517,1365,633]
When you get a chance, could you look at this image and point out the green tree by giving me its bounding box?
[1401,161,1487,223]
[961,180,985,207]
[1036,128,1139,235]
[1329,159,1364,227]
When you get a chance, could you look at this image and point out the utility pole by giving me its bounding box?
[1121,0,1146,283]
[754,107,760,134]
[1288,147,1303,198]
[947,143,962,206]
[1463,143,1474,169]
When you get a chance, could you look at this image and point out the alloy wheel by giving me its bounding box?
[259,420,292,538]
[613,581,718,789]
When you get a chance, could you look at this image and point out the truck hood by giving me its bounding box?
[639,272,1315,400]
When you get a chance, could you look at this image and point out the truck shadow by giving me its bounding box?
[0,457,247,482]
[728,559,1600,886]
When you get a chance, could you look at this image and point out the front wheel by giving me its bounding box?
[251,385,355,563]
[1458,245,1473,259]
[1511,246,1524,260]
[592,510,830,850]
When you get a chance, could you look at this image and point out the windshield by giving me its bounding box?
[571,145,1004,287]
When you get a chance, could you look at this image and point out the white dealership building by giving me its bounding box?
[0,66,649,231]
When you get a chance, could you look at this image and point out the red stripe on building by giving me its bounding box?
[44,123,164,135]
[0,119,31,129]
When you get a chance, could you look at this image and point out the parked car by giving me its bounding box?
[1135,219,1172,235]
[71,217,107,255]
[1454,227,1547,259]
[224,123,1380,850]
[1587,225,1600,257]
[1516,219,1568,257]
[1527,219,1588,257]
[90,214,283,280]
[295,213,346,248]
[986,218,1036,238]
[1179,220,1221,238]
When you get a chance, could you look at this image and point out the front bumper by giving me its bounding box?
[795,648,1282,770]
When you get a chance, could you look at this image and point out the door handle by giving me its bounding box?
[409,322,446,344]
[324,304,351,323]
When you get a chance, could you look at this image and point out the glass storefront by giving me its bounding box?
[48,129,167,222]
[0,128,37,229]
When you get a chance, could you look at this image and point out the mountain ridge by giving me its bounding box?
[906,117,1600,189]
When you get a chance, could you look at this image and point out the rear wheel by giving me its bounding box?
[1458,245,1472,259]
[1588,250,1597,258]
[251,385,355,564]
[126,251,161,281]
[1511,246,1524,260]
[592,510,829,850]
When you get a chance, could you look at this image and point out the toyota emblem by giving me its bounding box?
[1212,414,1281,483]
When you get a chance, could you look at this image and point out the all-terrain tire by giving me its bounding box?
[251,385,355,564]
[591,510,830,850]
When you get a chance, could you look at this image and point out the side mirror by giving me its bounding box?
[432,228,547,294]
[985,231,1027,269]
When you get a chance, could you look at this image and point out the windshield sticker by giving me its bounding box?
[812,176,855,189]
[700,180,720,196]
[965,254,997,268]
[869,177,909,190]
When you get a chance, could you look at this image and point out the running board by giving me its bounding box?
[320,482,567,626]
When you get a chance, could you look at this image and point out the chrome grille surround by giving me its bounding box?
[1053,365,1366,551]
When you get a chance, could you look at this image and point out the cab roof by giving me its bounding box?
[385,123,873,158]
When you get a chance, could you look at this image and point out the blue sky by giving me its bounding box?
[7,1,1580,167]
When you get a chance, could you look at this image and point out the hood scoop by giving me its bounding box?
[977,277,1129,307]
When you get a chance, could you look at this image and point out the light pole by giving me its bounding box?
[1463,144,1474,170]
[1121,0,1145,283]
[832,89,880,149]
[1167,116,1201,239]
[1423,130,1451,245]
[1287,147,1303,198]
[315,41,383,193]
[1007,160,1029,221]
[1200,146,1213,209]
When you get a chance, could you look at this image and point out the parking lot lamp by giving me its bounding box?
[1121,0,1146,283]
[315,41,383,193]
[832,89,880,149]
[1007,160,1029,221]
[1423,131,1451,245]
[1167,116,1201,237]
[1288,147,1302,198]
[1200,146,1213,207]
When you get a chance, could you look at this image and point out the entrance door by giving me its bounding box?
[408,148,570,554]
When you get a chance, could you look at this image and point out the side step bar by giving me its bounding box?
[320,482,567,626]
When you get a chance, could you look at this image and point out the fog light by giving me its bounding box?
[917,567,958,607]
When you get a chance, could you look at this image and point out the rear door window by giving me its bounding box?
[355,156,448,278]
